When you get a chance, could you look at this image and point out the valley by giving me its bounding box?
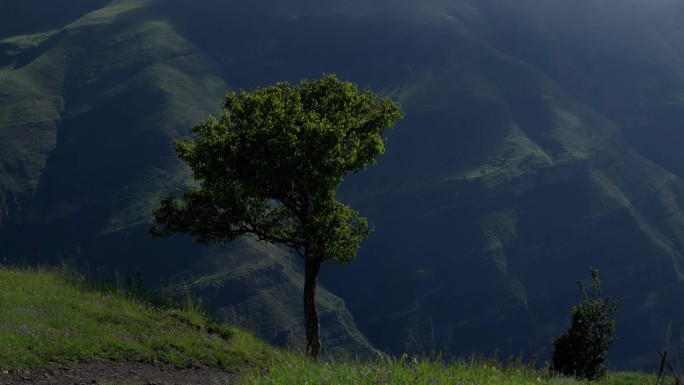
[2,0,684,368]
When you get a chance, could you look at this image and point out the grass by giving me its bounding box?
[0,264,672,385]
[239,353,669,385]
[0,265,275,370]
[241,354,545,385]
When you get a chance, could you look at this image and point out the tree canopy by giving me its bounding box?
[151,74,404,357]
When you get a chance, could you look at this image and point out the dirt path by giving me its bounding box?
[0,361,237,385]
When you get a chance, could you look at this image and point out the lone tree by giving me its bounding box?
[552,268,626,380]
[151,74,403,359]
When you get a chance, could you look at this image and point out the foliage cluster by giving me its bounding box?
[151,73,403,358]
[552,269,626,381]
[151,74,403,264]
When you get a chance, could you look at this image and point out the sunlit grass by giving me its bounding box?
[0,265,275,370]
[241,353,546,385]
[0,265,672,385]
[239,352,669,385]
[244,355,531,385]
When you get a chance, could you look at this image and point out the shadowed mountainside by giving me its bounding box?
[2,0,684,366]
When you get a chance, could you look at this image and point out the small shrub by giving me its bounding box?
[552,268,626,380]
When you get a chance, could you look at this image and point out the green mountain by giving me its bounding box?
[2,0,684,367]
[0,0,374,356]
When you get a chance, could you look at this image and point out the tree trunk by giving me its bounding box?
[304,259,321,359]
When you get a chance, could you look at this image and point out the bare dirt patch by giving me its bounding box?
[0,361,237,385]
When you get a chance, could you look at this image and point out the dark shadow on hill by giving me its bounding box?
[0,0,113,38]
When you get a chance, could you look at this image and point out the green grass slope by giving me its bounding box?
[0,265,274,370]
[0,265,669,385]
[245,356,670,385]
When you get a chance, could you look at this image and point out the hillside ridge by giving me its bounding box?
[2,0,684,368]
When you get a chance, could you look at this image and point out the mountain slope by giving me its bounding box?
[2,0,684,367]
[0,0,375,356]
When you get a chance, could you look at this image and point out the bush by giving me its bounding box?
[552,268,626,380]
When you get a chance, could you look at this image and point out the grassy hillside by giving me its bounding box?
[0,265,669,385]
[0,265,274,370]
